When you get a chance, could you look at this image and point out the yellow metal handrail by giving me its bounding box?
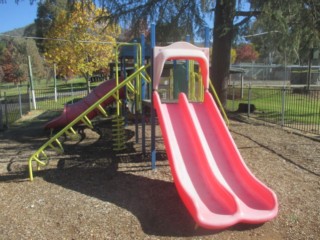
[115,43,143,115]
[209,80,230,127]
[28,64,150,181]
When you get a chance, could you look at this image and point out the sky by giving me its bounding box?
[0,1,252,38]
[0,1,38,33]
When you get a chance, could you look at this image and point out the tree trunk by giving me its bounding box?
[82,72,91,95]
[211,0,235,107]
[86,77,91,94]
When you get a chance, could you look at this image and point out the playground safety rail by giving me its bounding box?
[115,42,143,115]
[209,80,230,126]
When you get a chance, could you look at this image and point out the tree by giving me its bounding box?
[14,38,47,80]
[0,66,4,83]
[44,1,121,92]
[33,0,69,53]
[0,40,26,84]
[0,37,46,84]
[211,0,236,106]
[248,0,320,65]
[17,0,320,105]
[10,0,252,106]
[93,0,257,106]
[235,43,259,62]
[97,0,212,41]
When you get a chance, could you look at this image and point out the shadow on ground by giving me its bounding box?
[2,163,258,237]
[0,110,61,144]
[0,110,263,237]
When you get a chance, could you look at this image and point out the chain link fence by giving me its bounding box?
[0,85,30,130]
[0,82,87,130]
[227,84,320,135]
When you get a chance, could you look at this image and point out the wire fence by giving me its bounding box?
[1,80,320,136]
[33,85,87,110]
[0,91,30,129]
[227,85,320,135]
[0,83,87,129]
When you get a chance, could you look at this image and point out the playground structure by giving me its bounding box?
[27,25,278,230]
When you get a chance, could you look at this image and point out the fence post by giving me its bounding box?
[0,96,3,130]
[71,82,74,104]
[18,84,22,117]
[54,63,58,102]
[28,56,37,110]
[281,86,286,126]
[247,84,251,117]
[232,82,235,111]
[4,92,8,128]
[240,73,244,99]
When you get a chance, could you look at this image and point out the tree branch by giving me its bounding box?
[235,10,261,17]
[234,16,253,28]
[210,8,261,16]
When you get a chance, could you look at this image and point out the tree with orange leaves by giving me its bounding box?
[44,1,121,92]
[236,44,259,63]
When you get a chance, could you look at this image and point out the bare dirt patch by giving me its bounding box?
[0,111,319,239]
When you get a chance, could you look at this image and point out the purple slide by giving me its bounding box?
[45,79,124,129]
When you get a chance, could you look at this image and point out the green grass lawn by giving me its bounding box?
[227,87,320,124]
[0,77,103,97]
[2,80,319,126]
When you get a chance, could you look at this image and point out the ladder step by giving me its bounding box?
[32,155,47,166]
[97,104,108,117]
[126,82,136,93]
[48,139,64,153]
[81,115,93,128]
[65,127,80,141]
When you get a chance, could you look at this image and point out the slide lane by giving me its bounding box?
[153,91,278,229]
[190,91,278,223]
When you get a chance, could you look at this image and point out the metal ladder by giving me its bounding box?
[28,64,151,181]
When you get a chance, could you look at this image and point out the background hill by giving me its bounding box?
[0,24,35,36]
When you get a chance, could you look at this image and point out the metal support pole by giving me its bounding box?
[134,40,139,144]
[151,23,156,169]
[307,50,312,92]
[18,85,22,117]
[232,82,235,111]
[28,56,37,110]
[141,34,146,100]
[186,35,190,96]
[54,63,57,102]
[281,86,286,126]
[141,33,146,154]
[142,101,146,155]
[240,73,244,99]
[71,82,74,103]
[0,98,3,130]
[4,92,8,127]
[247,84,251,118]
